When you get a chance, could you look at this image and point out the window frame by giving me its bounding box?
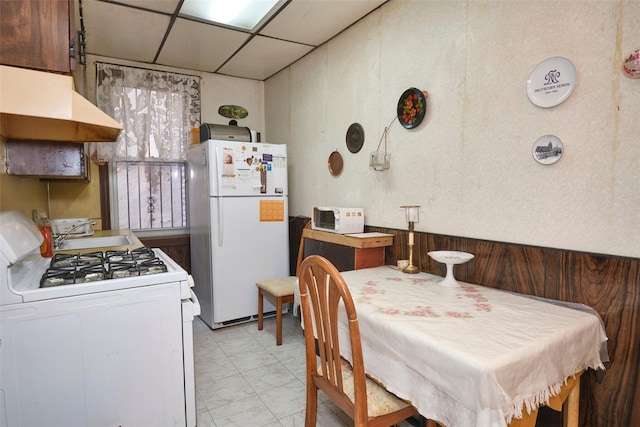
[107,160,189,238]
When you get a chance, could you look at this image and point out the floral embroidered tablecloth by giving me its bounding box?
[337,266,608,427]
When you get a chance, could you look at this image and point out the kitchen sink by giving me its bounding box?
[58,235,132,251]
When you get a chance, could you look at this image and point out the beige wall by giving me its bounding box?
[48,162,103,229]
[265,0,640,258]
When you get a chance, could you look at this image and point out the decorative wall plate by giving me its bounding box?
[397,88,427,128]
[218,105,248,119]
[526,57,577,108]
[328,151,344,176]
[532,135,564,165]
[623,48,640,79]
[346,123,365,153]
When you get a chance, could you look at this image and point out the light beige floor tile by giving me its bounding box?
[209,394,278,427]
[211,323,254,342]
[199,372,256,410]
[218,335,266,357]
[279,353,307,381]
[196,409,217,427]
[195,352,239,384]
[196,388,207,414]
[278,402,351,427]
[228,347,280,372]
[243,361,299,394]
[258,378,307,419]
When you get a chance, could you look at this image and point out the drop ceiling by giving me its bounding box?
[79,0,388,81]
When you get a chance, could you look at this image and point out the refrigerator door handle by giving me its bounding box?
[214,147,224,247]
[217,197,224,247]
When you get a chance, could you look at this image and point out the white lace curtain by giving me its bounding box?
[95,63,200,162]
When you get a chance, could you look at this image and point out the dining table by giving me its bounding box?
[333,265,608,427]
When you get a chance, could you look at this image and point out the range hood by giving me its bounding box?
[0,65,122,142]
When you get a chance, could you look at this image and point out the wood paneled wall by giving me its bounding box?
[139,234,191,274]
[289,217,639,427]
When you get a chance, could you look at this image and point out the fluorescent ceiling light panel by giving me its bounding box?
[180,0,280,31]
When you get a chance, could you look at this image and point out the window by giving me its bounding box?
[95,63,200,233]
[113,161,187,230]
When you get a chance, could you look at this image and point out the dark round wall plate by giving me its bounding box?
[397,88,427,129]
[346,123,365,153]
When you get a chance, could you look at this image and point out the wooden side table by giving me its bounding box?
[302,229,393,271]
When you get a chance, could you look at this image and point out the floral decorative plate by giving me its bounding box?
[397,88,427,129]
[218,105,248,119]
[623,48,640,79]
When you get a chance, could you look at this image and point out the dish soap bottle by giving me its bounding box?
[38,213,53,257]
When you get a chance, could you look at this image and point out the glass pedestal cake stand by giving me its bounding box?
[427,251,475,288]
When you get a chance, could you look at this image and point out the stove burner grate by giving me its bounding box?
[40,247,167,288]
[50,252,104,268]
[41,265,107,287]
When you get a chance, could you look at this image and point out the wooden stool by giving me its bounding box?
[256,277,296,345]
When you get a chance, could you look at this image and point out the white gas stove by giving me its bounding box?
[0,211,199,427]
[3,244,191,303]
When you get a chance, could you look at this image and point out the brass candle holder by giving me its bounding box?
[401,205,420,274]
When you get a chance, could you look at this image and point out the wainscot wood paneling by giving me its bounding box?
[289,220,639,427]
[139,234,191,274]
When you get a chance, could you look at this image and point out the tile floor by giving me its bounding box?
[193,313,414,427]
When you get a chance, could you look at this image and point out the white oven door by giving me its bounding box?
[0,282,186,427]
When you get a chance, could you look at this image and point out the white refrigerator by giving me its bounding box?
[187,139,289,328]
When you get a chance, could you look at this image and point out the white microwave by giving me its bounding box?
[312,207,364,234]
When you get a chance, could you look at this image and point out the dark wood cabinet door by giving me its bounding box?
[0,0,75,73]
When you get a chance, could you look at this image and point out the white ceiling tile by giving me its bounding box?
[80,0,387,80]
[218,36,313,80]
[83,0,170,63]
[156,18,250,72]
[109,0,181,14]
[260,0,386,46]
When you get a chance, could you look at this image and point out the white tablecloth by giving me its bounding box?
[335,266,607,427]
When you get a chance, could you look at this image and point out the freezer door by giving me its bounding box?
[210,196,289,324]
[205,139,287,197]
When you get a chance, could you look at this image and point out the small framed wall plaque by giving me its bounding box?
[532,135,564,165]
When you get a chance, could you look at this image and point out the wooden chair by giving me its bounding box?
[256,221,310,345]
[298,255,418,427]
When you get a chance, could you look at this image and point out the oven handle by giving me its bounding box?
[182,276,201,318]
[184,288,201,318]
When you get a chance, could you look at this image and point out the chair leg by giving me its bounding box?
[276,296,283,345]
[305,382,318,427]
[258,288,264,331]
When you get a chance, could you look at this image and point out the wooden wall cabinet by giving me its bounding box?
[0,0,76,73]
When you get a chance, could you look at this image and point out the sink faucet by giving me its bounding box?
[54,221,97,250]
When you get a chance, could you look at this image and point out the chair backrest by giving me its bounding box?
[298,255,368,423]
